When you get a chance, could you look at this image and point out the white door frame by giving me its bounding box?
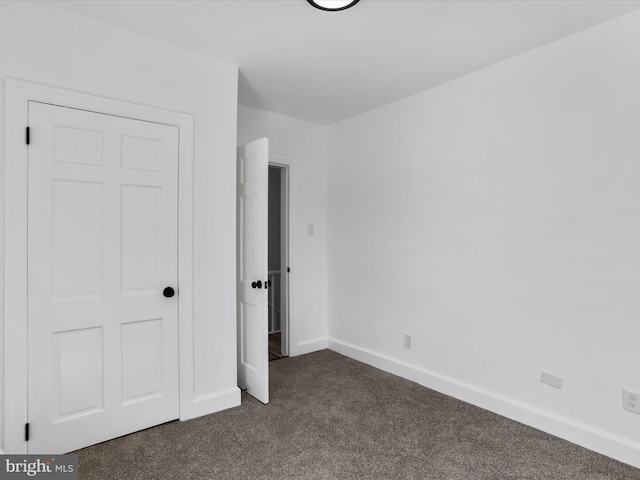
[3,79,195,454]
[268,153,296,356]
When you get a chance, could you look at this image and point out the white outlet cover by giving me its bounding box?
[623,388,640,414]
[540,370,564,390]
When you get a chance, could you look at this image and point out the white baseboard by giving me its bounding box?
[180,387,241,421]
[292,337,328,356]
[328,338,640,470]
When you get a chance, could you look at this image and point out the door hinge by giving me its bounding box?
[287,267,290,273]
[25,423,30,442]
[26,127,30,145]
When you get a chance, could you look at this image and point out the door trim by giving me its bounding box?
[3,79,195,453]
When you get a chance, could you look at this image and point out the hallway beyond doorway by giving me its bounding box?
[268,333,286,361]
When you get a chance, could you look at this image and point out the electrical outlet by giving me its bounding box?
[403,334,411,349]
[540,370,564,390]
[623,388,640,414]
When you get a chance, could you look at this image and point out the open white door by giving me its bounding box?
[27,102,180,453]
[237,138,269,404]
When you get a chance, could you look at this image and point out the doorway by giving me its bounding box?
[4,79,195,455]
[237,141,292,403]
[268,164,289,360]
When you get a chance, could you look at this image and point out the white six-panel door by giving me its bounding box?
[27,102,180,453]
[237,138,269,404]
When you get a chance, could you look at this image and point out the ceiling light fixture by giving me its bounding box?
[307,0,360,12]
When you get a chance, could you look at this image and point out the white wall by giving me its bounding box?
[0,1,239,452]
[327,10,640,468]
[238,105,329,355]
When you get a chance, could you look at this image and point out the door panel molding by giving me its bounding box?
[3,79,194,453]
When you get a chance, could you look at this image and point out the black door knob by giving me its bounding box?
[163,286,175,298]
[251,280,263,289]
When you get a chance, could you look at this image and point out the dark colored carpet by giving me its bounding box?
[75,350,640,479]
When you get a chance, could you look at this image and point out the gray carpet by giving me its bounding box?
[75,350,640,479]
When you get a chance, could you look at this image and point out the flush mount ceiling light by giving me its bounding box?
[307,0,360,12]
